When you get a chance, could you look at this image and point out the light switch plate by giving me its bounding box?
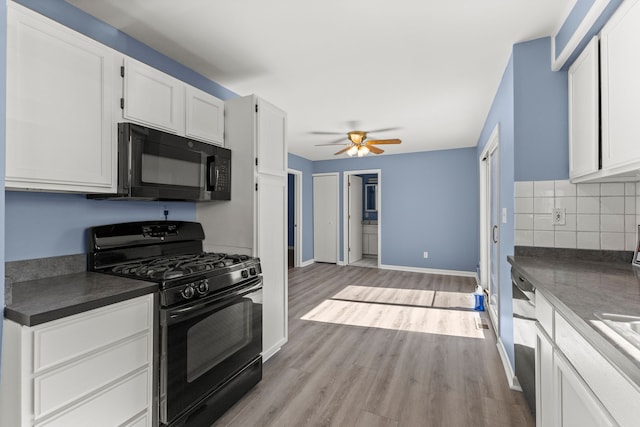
[502,208,507,224]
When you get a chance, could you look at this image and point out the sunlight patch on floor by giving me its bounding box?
[300,285,487,339]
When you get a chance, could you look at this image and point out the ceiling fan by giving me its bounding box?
[313,127,402,157]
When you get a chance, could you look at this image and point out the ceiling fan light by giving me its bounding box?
[357,146,369,157]
[347,146,358,156]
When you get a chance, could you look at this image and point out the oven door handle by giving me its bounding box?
[166,279,262,324]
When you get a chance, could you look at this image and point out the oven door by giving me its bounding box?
[122,123,217,201]
[159,278,262,425]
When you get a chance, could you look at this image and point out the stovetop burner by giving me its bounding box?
[109,253,250,281]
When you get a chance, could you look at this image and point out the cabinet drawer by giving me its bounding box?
[535,290,554,338]
[34,334,151,419]
[35,369,150,427]
[33,295,152,372]
[555,312,640,427]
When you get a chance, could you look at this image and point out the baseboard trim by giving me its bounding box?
[496,337,522,392]
[379,264,476,278]
[300,259,315,267]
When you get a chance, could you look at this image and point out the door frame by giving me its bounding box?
[479,124,500,331]
[288,168,303,268]
[342,169,382,267]
[313,172,340,264]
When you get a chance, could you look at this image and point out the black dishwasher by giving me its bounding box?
[512,268,536,415]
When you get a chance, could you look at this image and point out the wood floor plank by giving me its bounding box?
[212,263,534,427]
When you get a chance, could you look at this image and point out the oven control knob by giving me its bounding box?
[181,285,196,300]
[241,269,249,279]
[196,280,209,295]
[249,267,256,276]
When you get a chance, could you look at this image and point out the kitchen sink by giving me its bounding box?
[595,313,640,350]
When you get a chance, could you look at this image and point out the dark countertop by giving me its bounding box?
[4,272,158,327]
[508,254,640,387]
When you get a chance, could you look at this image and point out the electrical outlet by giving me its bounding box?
[552,208,566,225]
[423,252,429,258]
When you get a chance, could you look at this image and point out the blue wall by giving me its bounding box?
[514,38,568,181]
[555,0,623,68]
[5,193,194,261]
[476,53,515,364]
[4,0,239,262]
[287,154,314,263]
[313,148,479,272]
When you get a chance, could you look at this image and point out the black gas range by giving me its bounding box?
[88,221,261,307]
[88,221,263,427]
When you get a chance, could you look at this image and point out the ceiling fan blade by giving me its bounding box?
[317,136,348,145]
[366,127,401,134]
[310,131,346,135]
[368,146,384,154]
[334,146,352,155]
[367,139,401,145]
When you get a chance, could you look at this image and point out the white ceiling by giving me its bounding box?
[68,0,574,161]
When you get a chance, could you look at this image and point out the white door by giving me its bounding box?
[480,128,500,331]
[313,174,338,263]
[488,144,500,330]
[348,175,363,264]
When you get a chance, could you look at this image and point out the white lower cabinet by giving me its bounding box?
[535,289,639,427]
[362,225,378,255]
[535,324,555,427]
[553,351,616,427]
[0,294,155,427]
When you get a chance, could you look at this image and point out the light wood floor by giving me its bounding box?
[213,263,534,427]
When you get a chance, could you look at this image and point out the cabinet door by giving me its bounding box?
[568,37,600,179]
[256,98,287,177]
[600,0,640,170]
[122,57,184,134]
[370,232,378,255]
[535,324,556,427]
[553,351,616,427]
[256,174,288,361]
[185,86,224,145]
[6,3,116,193]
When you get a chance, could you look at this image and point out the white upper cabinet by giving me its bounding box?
[122,57,225,145]
[122,57,185,134]
[568,37,600,180]
[185,86,225,145]
[600,0,640,170]
[6,3,117,193]
[256,98,287,177]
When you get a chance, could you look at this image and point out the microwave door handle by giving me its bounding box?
[206,155,216,191]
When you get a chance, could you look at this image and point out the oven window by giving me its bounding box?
[141,152,201,187]
[186,300,253,382]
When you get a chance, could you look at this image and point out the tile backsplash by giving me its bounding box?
[514,180,638,251]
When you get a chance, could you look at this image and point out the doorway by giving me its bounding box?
[479,125,500,332]
[287,169,302,269]
[343,169,381,268]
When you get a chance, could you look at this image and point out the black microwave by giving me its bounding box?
[90,123,231,201]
